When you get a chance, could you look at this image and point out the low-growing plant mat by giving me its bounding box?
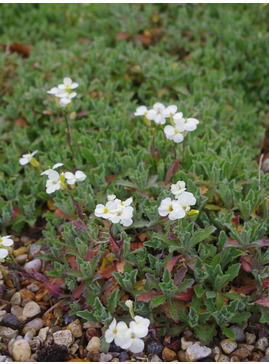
[0,3,269,362]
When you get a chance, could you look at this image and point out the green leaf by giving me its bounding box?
[260,310,269,324]
[194,286,205,298]
[229,312,250,324]
[221,326,236,340]
[151,295,167,308]
[194,324,216,345]
[189,226,216,248]
[107,289,120,315]
[76,309,95,322]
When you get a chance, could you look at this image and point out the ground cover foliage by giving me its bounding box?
[0,3,269,348]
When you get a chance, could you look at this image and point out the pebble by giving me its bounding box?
[86,336,101,352]
[29,337,41,352]
[15,254,28,265]
[259,324,269,338]
[53,329,74,348]
[232,346,252,359]
[119,352,130,361]
[146,340,164,357]
[30,243,41,256]
[21,236,30,244]
[64,312,77,325]
[266,347,269,357]
[260,356,269,362]
[66,319,82,338]
[162,347,176,361]
[256,337,269,352]
[12,339,31,361]
[10,306,27,322]
[1,313,21,330]
[24,318,43,332]
[0,311,6,322]
[109,342,122,353]
[229,325,245,343]
[38,327,49,343]
[215,354,230,362]
[0,356,6,362]
[13,247,28,257]
[220,339,238,355]
[10,292,22,305]
[24,329,35,341]
[149,354,162,362]
[212,346,220,356]
[178,350,186,361]
[22,301,41,318]
[19,289,35,301]
[8,338,16,354]
[24,259,42,274]
[70,342,79,355]
[87,350,101,361]
[0,326,18,339]
[230,356,240,362]
[22,326,36,336]
[26,283,40,293]
[186,342,212,362]
[111,359,120,362]
[245,332,256,345]
[83,321,101,329]
[100,352,113,362]
[181,336,193,350]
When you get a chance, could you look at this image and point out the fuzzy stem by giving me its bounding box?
[63,111,75,159]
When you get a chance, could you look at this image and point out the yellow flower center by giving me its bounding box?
[0,239,2,243]
[131,333,136,339]
[174,128,179,134]
[168,205,173,212]
[113,328,117,335]
[103,207,109,213]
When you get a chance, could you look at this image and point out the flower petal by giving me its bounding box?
[128,338,145,353]
[0,249,8,259]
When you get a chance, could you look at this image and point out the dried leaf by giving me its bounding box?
[116,32,131,40]
[137,291,163,302]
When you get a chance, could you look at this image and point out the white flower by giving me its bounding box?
[125,300,133,310]
[0,249,8,259]
[40,163,63,176]
[105,319,129,348]
[172,112,184,122]
[0,235,14,247]
[134,106,148,117]
[163,105,178,118]
[0,236,14,260]
[173,116,199,131]
[58,77,79,92]
[107,194,116,201]
[59,92,77,108]
[176,191,196,212]
[147,102,166,125]
[94,201,116,220]
[110,205,134,227]
[95,196,134,227]
[47,87,69,98]
[64,171,87,185]
[19,150,38,166]
[171,180,186,198]
[158,197,185,220]
[164,118,185,143]
[129,316,150,338]
[45,170,62,194]
[123,328,145,353]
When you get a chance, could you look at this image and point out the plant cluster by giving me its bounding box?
[0,3,269,352]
